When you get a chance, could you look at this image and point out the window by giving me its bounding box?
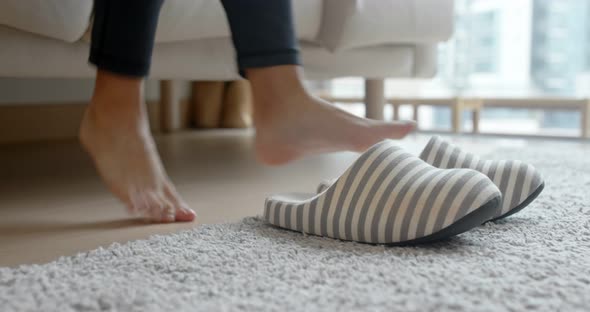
[313,0,590,138]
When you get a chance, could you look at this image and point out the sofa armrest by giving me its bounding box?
[0,0,93,42]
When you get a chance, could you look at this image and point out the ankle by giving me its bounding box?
[94,69,144,93]
[247,66,312,122]
[85,71,147,129]
[81,98,148,145]
[91,70,144,114]
[87,96,145,126]
[246,65,307,94]
[255,97,318,131]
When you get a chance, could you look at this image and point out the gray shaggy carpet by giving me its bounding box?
[1,144,589,312]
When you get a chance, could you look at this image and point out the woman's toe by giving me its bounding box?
[175,205,196,222]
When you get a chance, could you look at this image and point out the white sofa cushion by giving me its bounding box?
[155,0,323,43]
[81,0,323,43]
[0,0,93,42]
[0,25,437,80]
[319,0,454,51]
[0,0,322,44]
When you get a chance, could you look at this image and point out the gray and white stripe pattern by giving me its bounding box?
[264,140,501,244]
[418,136,544,219]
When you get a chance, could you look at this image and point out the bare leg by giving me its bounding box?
[247,66,416,165]
[79,70,196,222]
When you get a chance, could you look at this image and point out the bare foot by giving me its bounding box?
[254,95,415,165]
[247,66,416,165]
[80,71,195,222]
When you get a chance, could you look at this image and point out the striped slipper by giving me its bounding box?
[264,140,501,245]
[418,136,544,221]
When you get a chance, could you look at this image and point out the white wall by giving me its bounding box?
[469,0,534,92]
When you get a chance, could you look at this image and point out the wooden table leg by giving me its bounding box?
[192,81,225,128]
[472,109,480,134]
[413,104,419,124]
[452,98,463,134]
[159,80,181,133]
[472,99,483,134]
[392,102,400,121]
[364,78,385,120]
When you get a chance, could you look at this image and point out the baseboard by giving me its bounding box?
[0,99,191,144]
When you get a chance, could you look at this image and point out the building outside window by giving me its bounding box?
[324,0,590,137]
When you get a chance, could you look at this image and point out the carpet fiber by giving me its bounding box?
[1,144,589,311]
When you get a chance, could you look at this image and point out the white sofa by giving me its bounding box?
[0,0,454,126]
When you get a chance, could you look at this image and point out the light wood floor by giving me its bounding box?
[0,130,548,267]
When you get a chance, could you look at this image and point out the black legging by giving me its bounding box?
[89,0,300,77]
